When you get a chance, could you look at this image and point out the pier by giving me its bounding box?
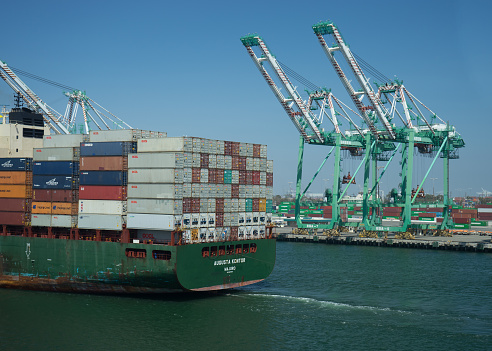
[276,230,492,253]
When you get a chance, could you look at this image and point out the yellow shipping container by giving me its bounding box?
[32,202,52,214]
[52,202,75,215]
[0,171,27,185]
[259,198,267,212]
[0,185,29,198]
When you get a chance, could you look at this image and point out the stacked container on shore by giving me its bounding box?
[0,158,32,226]
[31,135,84,227]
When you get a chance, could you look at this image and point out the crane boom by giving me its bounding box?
[241,35,324,144]
[0,60,69,134]
[312,21,395,139]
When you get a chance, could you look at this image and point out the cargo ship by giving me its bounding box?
[0,108,276,293]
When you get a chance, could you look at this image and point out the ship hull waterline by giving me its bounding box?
[0,235,276,294]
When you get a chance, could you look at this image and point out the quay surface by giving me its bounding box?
[275,228,492,253]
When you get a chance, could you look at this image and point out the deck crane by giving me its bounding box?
[241,34,377,231]
[0,59,132,134]
[312,21,465,234]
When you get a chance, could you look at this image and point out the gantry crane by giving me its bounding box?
[0,59,132,134]
[241,34,392,231]
[312,21,464,233]
[242,21,465,234]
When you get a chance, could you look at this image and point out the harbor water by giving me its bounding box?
[1,242,491,350]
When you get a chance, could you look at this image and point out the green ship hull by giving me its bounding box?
[0,235,276,293]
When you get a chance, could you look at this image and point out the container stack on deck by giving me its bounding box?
[31,135,84,228]
[127,137,273,242]
[8,131,273,243]
[0,158,32,227]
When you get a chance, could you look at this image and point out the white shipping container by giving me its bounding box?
[259,159,267,171]
[78,214,126,230]
[192,138,201,153]
[225,156,232,169]
[238,212,246,225]
[207,140,216,154]
[232,198,239,212]
[238,226,245,238]
[223,184,232,198]
[266,186,273,199]
[127,198,182,215]
[199,213,208,227]
[253,185,260,197]
[260,145,267,158]
[209,154,217,168]
[216,155,225,169]
[128,184,182,199]
[79,200,126,215]
[208,213,216,227]
[239,199,246,212]
[253,158,260,171]
[192,183,201,198]
[128,153,183,169]
[200,198,208,213]
[232,170,239,184]
[127,213,174,230]
[90,129,158,142]
[43,134,86,148]
[128,168,183,184]
[31,214,51,227]
[200,169,208,183]
[260,185,266,197]
[33,147,79,161]
[191,214,200,228]
[267,160,274,173]
[207,199,216,213]
[216,140,225,155]
[183,183,192,197]
[200,139,209,154]
[260,172,266,185]
[246,143,254,157]
[182,214,191,228]
[192,153,200,168]
[51,215,76,228]
[200,228,207,241]
[137,137,188,152]
[478,208,492,213]
[182,153,193,168]
[266,213,273,223]
[253,212,260,225]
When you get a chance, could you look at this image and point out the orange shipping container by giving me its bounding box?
[52,202,76,215]
[32,201,52,214]
[0,171,27,185]
[80,156,125,171]
[0,185,30,198]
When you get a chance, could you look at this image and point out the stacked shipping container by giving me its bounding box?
[78,141,134,230]
[31,139,83,227]
[0,158,32,226]
[127,137,273,243]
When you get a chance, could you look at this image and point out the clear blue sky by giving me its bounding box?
[0,0,490,198]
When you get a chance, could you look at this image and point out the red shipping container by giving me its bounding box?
[419,212,436,218]
[232,156,240,170]
[454,217,471,224]
[192,168,201,183]
[216,198,224,213]
[216,212,224,226]
[253,144,261,158]
[253,198,259,212]
[266,173,273,186]
[224,141,233,156]
[231,184,239,198]
[0,198,30,212]
[0,211,28,225]
[33,189,52,202]
[79,186,127,200]
[252,171,260,185]
[411,216,419,220]
[52,189,76,202]
[239,170,247,185]
[239,156,247,170]
[216,169,224,184]
[231,142,240,156]
[200,154,209,168]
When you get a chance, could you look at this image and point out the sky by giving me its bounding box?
[0,0,490,199]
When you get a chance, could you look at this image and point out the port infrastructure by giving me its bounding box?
[241,20,464,234]
[0,60,131,134]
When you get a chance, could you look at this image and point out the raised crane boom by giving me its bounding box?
[312,21,395,139]
[241,35,324,144]
[0,60,69,134]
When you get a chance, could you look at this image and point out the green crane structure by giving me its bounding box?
[243,21,465,234]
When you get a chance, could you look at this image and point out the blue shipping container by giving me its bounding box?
[33,161,78,175]
[0,158,31,171]
[79,171,126,186]
[80,142,135,156]
[33,175,75,189]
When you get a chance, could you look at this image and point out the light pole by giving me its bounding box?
[430,177,438,197]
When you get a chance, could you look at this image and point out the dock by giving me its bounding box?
[276,230,492,253]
